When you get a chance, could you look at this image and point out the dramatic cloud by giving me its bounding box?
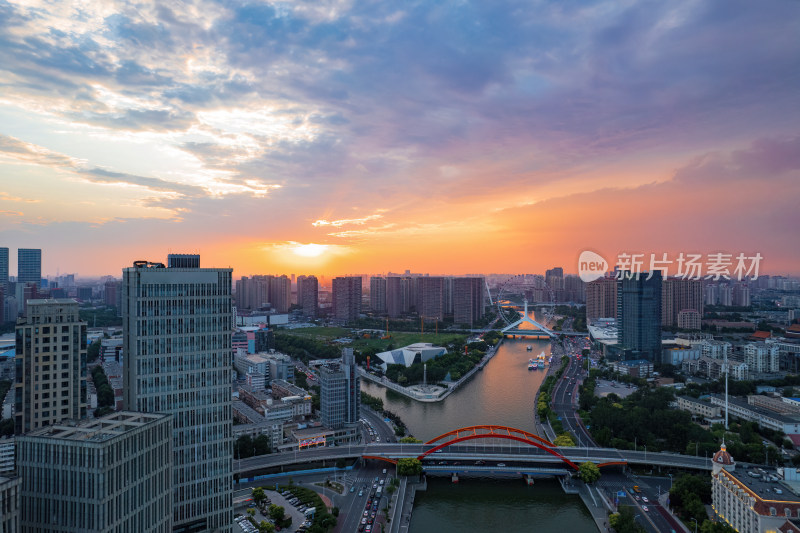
[0,0,798,275]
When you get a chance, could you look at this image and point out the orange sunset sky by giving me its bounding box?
[0,1,798,278]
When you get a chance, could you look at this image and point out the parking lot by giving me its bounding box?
[594,379,637,399]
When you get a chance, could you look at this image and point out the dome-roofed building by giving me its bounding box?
[711,441,800,532]
[712,441,735,474]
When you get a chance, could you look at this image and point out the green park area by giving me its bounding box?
[276,325,502,386]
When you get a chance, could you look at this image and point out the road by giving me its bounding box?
[597,472,685,533]
[551,350,596,448]
[361,406,396,444]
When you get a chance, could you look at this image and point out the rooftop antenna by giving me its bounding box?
[724,349,729,430]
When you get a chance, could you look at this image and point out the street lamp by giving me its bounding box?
[668,473,673,490]
[690,517,698,533]
[643,444,647,462]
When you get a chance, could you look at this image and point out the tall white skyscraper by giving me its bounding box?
[122,256,233,533]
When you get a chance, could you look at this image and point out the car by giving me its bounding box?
[497,463,506,467]
[474,460,485,465]
[642,506,649,512]
[382,469,387,474]
[642,496,648,503]
[350,486,355,493]
[380,479,385,485]
[364,510,369,517]
[366,526,372,532]
[633,495,640,501]
[358,490,364,497]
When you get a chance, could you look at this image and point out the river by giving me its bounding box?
[360,333,597,532]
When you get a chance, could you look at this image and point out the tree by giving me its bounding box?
[609,506,645,533]
[554,433,575,447]
[247,508,256,518]
[253,434,271,455]
[87,339,101,363]
[399,436,421,443]
[700,520,737,533]
[331,507,339,517]
[252,487,266,506]
[258,521,275,533]
[94,405,114,418]
[397,458,423,476]
[578,461,600,484]
[268,504,285,522]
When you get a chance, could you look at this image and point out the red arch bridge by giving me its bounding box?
[233,425,713,477]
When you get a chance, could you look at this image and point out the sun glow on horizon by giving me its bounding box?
[292,243,329,257]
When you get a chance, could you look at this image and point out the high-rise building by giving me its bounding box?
[369,277,387,314]
[661,278,704,328]
[17,249,41,287]
[733,283,751,307]
[332,277,361,322]
[453,277,486,327]
[704,283,719,306]
[270,275,291,313]
[319,348,359,430]
[0,475,20,533]
[14,299,87,435]
[417,277,444,321]
[545,267,564,300]
[104,280,121,309]
[617,271,662,361]
[563,275,586,303]
[17,411,172,532]
[0,247,8,289]
[235,276,269,311]
[123,257,232,532]
[586,277,617,323]
[297,275,319,318]
[386,277,403,318]
[719,285,733,306]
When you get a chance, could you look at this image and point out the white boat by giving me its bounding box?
[526,345,533,351]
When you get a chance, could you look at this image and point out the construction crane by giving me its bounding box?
[381,316,391,339]
[420,315,438,337]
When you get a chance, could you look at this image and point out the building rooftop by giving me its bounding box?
[232,400,266,423]
[711,395,800,424]
[725,467,800,504]
[24,411,170,443]
[678,395,715,406]
[27,298,79,306]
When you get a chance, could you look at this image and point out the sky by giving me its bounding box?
[0,0,798,278]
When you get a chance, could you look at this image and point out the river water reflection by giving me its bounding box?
[361,334,597,532]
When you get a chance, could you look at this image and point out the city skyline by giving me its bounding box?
[1,1,799,277]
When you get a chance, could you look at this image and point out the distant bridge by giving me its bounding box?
[501,300,555,338]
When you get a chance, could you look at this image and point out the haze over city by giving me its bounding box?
[1,1,799,277]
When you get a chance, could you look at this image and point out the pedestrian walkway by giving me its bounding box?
[576,482,610,532]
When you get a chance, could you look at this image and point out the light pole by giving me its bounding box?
[668,473,673,491]
[691,517,698,533]
[643,444,647,462]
